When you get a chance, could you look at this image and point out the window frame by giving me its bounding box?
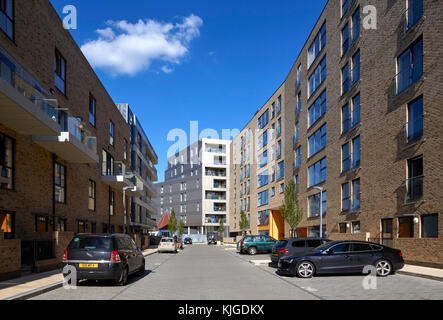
[54,162,66,204]
[0,0,14,40]
[0,131,15,190]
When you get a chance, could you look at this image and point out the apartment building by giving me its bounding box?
[0,0,157,280]
[230,0,442,266]
[155,139,231,236]
[116,104,159,247]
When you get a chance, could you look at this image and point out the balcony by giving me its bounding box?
[404,117,423,144]
[406,175,423,203]
[33,111,98,163]
[101,162,132,189]
[394,56,423,95]
[135,197,158,214]
[126,175,144,197]
[0,50,61,136]
[206,192,226,201]
[146,161,158,182]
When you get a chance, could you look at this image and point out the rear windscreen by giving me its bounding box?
[68,236,113,250]
[161,239,173,243]
[276,240,288,248]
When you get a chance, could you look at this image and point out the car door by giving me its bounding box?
[351,243,377,271]
[317,242,353,274]
[119,237,136,272]
[264,236,276,252]
[128,237,143,271]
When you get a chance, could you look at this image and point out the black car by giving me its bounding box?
[62,234,145,286]
[278,241,404,278]
[271,238,331,264]
[208,235,217,245]
[184,237,193,245]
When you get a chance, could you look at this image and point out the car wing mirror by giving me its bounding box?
[323,249,333,255]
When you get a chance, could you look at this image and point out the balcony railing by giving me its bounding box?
[102,161,125,177]
[405,116,423,144]
[206,193,226,200]
[394,56,423,95]
[406,175,423,203]
[59,111,97,154]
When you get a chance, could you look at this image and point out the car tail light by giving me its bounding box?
[110,251,121,262]
[242,243,245,247]
[399,251,403,257]
[278,249,289,254]
[63,250,68,262]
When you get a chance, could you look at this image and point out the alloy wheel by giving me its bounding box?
[297,262,314,278]
[376,260,391,277]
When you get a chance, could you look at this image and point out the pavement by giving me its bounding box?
[27,245,443,300]
[0,247,158,300]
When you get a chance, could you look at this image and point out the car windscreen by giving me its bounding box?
[68,236,113,251]
[312,241,336,253]
[275,240,288,248]
[161,239,173,243]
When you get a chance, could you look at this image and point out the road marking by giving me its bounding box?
[301,286,319,292]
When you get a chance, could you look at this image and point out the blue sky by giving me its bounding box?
[50,0,328,182]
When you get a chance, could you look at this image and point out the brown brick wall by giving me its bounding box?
[0,232,21,281]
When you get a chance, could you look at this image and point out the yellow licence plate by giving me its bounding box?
[273,254,278,256]
[79,263,98,269]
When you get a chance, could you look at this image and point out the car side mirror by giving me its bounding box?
[323,249,333,255]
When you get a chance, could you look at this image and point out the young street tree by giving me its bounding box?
[239,210,249,236]
[280,179,303,237]
[218,218,225,239]
[179,219,185,236]
[168,209,178,236]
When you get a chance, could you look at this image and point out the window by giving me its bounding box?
[258,210,270,226]
[352,93,360,127]
[342,104,350,133]
[258,130,268,150]
[280,183,285,193]
[308,90,326,127]
[271,166,275,182]
[55,162,66,203]
[342,0,351,16]
[342,183,350,211]
[258,190,269,207]
[342,63,349,94]
[421,214,438,238]
[308,124,326,157]
[0,132,14,190]
[55,49,67,94]
[277,161,284,181]
[308,23,326,68]
[296,92,301,115]
[77,220,86,234]
[352,50,360,85]
[399,217,414,238]
[309,191,326,217]
[88,180,96,211]
[58,218,67,232]
[352,136,361,169]
[351,178,361,212]
[352,243,372,252]
[0,211,14,239]
[407,156,423,202]
[295,146,301,169]
[406,0,423,32]
[296,64,301,87]
[258,150,268,169]
[277,118,282,137]
[308,158,327,187]
[406,96,423,143]
[258,170,269,188]
[0,0,14,39]
[89,95,96,126]
[295,122,299,144]
[109,189,115,216]
[35,215,48,233]
[277,96,282,115]
[339,223,347,234]
[277,140,282,159]
[352,8,360,43]
[342,143,350,172]
[271,102,275,119]
[352,221,361,234]
[396,37,423,94]
[258,110,269,130]
[271,187,275,197]
[331,242,351,253]
[123,139,128,161]
[109,121,115,146]
[292,240,305,248]
[102,150,114,176]
[309,56,326,97]
[342,23,349,55]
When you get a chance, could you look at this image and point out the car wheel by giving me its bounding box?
[248,247,257,255]
[375,259,392,277]
[116,267,128,286]
[296,261,315,278]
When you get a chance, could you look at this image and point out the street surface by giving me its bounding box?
[32,245,443,300]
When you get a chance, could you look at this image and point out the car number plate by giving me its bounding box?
[273,254,278,256]
[79,263,98,269]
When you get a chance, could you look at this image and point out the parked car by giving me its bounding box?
[208,235,217,245]
[271,238,331,264]
[62,233,145,286]
[184,237,193,245]
[237,235,277,255]
[278,241,404,278]
[158,237,178,253]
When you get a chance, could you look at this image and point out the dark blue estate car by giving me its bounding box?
[278,241,404,278]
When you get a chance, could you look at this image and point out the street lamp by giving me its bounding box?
[122,185,137,234]
[313,186,324,238]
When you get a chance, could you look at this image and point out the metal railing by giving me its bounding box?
[404,116,423,144]
[394,55,423,95]
[406,175,423,203]
[102,161,125,177]
[59,110,97,153]
[21,240,55,266]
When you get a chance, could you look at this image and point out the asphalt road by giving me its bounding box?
[31,244,443,300]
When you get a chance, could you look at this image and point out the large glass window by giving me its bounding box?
[109,121,115,146]
[296,64,301,87]
[342,103,350,133]
[308,158,327,187]
[258,150,268,169]
[352,93,361,127]
[352,50,360,84]
[407,156,423,202]
[406,0,423,32]
[55,162,66,203]
[308,90,326,127]
[258,110,269,130]
[309,56,326,97]
[89,95,96,127]
[258,190,269,207]
[296,92,302,114]
[309,124,327,157]
[397,37,423,94]
[258,170,269,188]
[88,180,96,211]
[342,143,350,172]
[421,214,438,238]
[0,132,14,190]
[352,136,361,169]
[342,63,349,94]
[277,96,282,115]
[342,23,349,55]
[308,23,326,68]
[352,7,360,43]
[0,0,14,39]
[295,146,301,169]
[342,183,350,211]
[258,130,268,150]
[277,161,284,181]
[352,178,361,212]
[309,191,327,217]
[55,49,67,94]
[277,140,282,159]
[407,96,423,143]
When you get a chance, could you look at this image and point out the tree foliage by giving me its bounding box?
[168,209,178,236]
[239,210,249,236]
[280,179,303,237]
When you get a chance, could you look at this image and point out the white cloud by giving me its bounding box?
[81,14,203,76]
